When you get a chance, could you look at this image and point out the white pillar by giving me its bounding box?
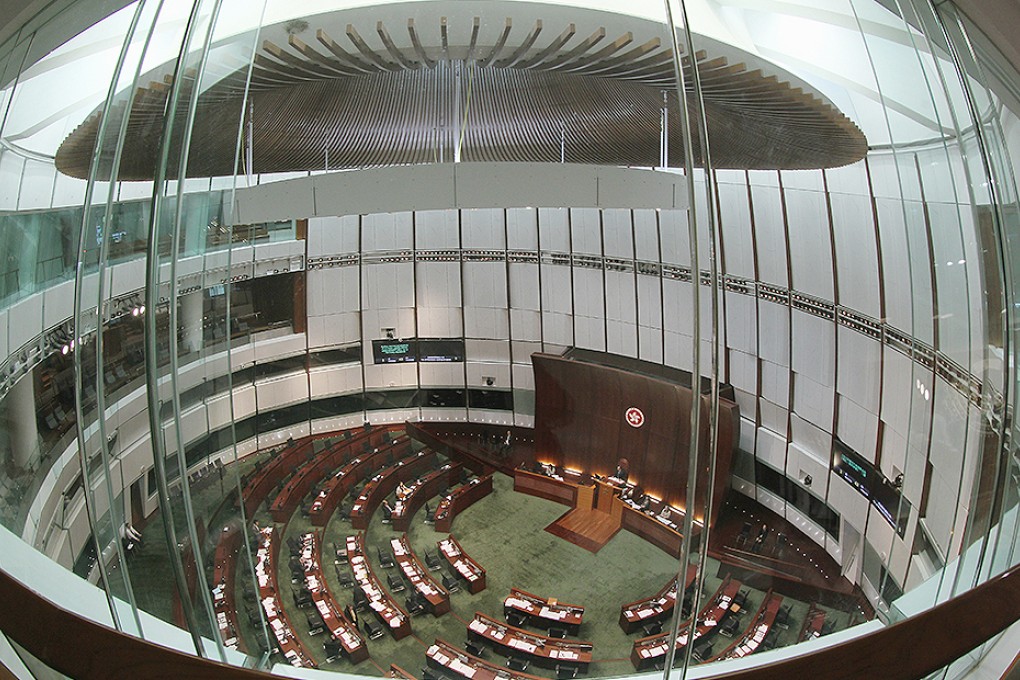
[8,376,39,469]
[181,291,204,354]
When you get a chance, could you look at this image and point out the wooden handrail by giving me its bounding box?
[0,561,1017,679]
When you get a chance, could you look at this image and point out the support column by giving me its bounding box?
[8,375,39,470]
[180,291,204,355]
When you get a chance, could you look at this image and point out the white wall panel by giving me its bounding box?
[633,209,660,261]
[757,301,789,366]
[570,208,601,255]
[465,361,511,386]
[785,189,834,300]
[255,372,309,411]
[538,208,569,251]
[415,209,459,249]
[658,209,688,267]
[416,263,460,308]
[540,266,571,314]
[602,209,633,258]
[837,395,880,463]
[506,208,538,249]
[729,349,757,396]
[756,426,787,470]
[636,275,663,363]
[510,309,541,342]
[828,473,869,533]
[724,293,756,354]
[793,372,834,431]
[760,360,790,406]
[362,263,415,316]
[717,181,755,279]
[511,363,535,389]
[418,362,464,387]
[836,327,880,412]
[750,184,788,287]
[792,311,834,386]
[508,263,539,312]
[927,201,972,367]
[465,307,509,339]
[465,339,510,363]
[308,214,359,257]
[789,415,832,472]
[462,208,506,249]
[362,212,412,251]
[309,364,364,397]
[830,193,881,317]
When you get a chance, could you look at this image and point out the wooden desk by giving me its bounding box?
[346,533,411,639]
[434,474,494,532]
[438,535,486,594]
[391,462,462,532]
[618,564,697,634]
[620,502,683,557]
[350,450,436,530]
[270,429,400,522]
[799,606,826,642]
[253,528,317,668]
[426,638,546,680]
[242,438,315,517]
[630,576,741,670]
[210,525,243,651]
[513,469,577,506]
[298,531,369,663]
[504,588,584,636]
[388,664,418,680]
[391,535,450,616]
[712,592,782,660]
[467,612,593,672]
[309,439,411,526]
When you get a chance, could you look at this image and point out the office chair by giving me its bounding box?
[441,572,460,593]
[363,617,384,640]
[465,640,486,657]
[323,640,343,662]
[642,621,663,637]
[547,626,568,639]
[377,546,395,568]
[506,657,530,672]
[555,664,578,680]
[388,572,406,593]
[423,549,442,571]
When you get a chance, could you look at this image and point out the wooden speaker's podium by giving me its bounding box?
[576,478,624,523]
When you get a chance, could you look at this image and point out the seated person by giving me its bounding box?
[541,463,556,477]
[381,498,394,520]
[608,458,630,485]
[658,503,673,522]
[636,494,651,511]
[620,485,635,501]
[395,482,411,501]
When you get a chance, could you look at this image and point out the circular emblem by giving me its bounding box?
[625,407,645,428]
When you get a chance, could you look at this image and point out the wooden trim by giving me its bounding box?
[0,548,1017,679]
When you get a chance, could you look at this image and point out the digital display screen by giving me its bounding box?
[371,338,465,364]
[833,438,907,532]
[418,338,465,362]
[372,339,417,363]
[833,439,871,499]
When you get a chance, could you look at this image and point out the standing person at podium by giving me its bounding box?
[610,458,630,485]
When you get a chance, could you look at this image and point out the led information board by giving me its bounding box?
[371,338,465,364]
[833,438,907,532]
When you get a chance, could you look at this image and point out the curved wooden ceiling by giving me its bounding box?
[55,7,868,179]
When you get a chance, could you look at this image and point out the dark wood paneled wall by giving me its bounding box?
[532,353,737,525]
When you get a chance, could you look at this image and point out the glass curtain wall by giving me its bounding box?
[0,0,1017,679]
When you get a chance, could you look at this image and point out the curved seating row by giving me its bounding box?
[619,564,697,634]
[254,527,317,668]
[346,533,412,639]
[434,473,493,532]
[269,427,397,522]
[391,462,462,532]
[309,437,412,526]
[438,535,486,594]
[351,450,436,530]
[391,535,450,616]
[298,531,369,663]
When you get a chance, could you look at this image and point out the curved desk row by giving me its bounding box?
[434,474,494,532]
[299,531,368,663]
[391,462,462,532]
[254,527,317,668]
[427,639,545,680]
[346,533,411,639]
[619,564,697,634]
[391,535,450,616]
[438,535,486,594]
[211,526,243,652]
[269,428,398,522]
[467,612,594,673]
[351,450,436,530]
[309,438,411,526]
[242,437,318,517]
[712,592,783,661]
[504,588,584,635]
[630,576,741,670]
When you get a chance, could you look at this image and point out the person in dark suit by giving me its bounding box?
[610,458,630,484]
